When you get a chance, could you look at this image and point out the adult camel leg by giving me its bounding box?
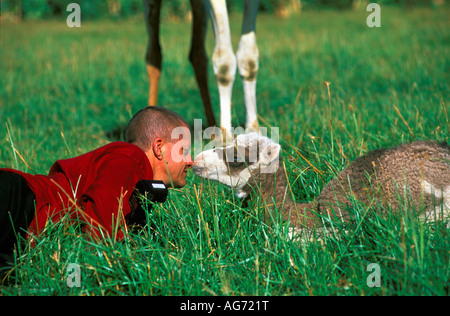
[189,0,217,127]
[144,0,162,106]
[236,0,260,132]
[207,0,237,142]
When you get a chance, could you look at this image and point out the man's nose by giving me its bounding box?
[186,155,194,167]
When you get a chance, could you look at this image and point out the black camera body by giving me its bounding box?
[126,180,168,227]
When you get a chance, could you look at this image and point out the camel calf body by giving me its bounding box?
[193,134,450,229]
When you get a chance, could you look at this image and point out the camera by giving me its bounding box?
[126,180,168,227]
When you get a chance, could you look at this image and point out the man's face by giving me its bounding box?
[161,126,193,188]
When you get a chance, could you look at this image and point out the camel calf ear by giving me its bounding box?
[260,143,281,172]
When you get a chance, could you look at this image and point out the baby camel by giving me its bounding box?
[193,133,450,230]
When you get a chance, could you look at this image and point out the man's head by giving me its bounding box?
[125,106,192,188]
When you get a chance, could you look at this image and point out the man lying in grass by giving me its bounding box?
[0,106,193,267]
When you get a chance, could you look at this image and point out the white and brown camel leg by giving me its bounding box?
[236,0,260,133]
[207,0,236,140]
[207,0,260,139]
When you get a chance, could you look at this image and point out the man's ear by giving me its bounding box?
[152,137,164,160]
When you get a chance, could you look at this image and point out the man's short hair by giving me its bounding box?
[125,106,189,151]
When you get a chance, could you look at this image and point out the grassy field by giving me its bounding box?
[0,6,449,296]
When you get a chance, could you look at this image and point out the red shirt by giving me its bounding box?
[2,142,153,240]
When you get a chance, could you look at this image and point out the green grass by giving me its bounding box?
[0,6,449,295]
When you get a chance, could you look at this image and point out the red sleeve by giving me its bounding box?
[78,155,144,240]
